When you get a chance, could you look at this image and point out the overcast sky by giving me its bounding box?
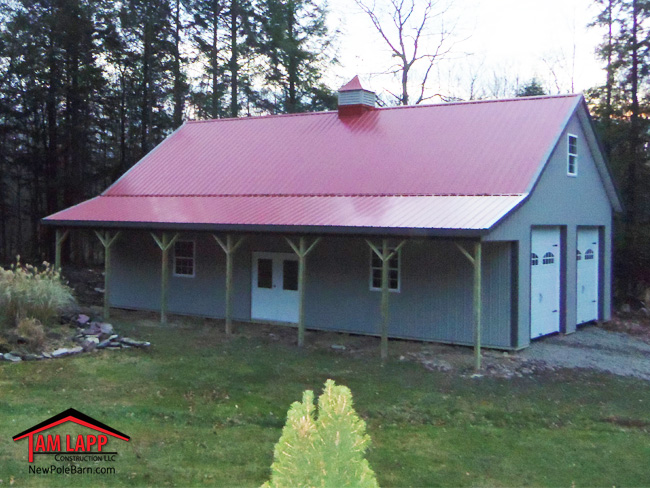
[327,0,605,101]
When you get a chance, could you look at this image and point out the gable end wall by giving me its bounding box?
[486,108,613,348]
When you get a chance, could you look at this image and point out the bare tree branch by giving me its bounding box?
[354,0,458,105]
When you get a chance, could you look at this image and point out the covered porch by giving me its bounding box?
[51,226,516,370]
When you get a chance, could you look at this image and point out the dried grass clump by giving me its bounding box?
[0,256,75,329]
[16,317,46,352]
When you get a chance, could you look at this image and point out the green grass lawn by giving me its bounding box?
[2,311,650,487]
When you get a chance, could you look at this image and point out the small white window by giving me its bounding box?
[542,252,555,264]
[567,134,578,176]
[370,248,400,292]
[174,240,195,277]
[531,253,539,266]
[585,249,594,260]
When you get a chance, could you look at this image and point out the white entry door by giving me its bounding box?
[530,227,561,339]
[577,227,599,324]
[251,252,299,323]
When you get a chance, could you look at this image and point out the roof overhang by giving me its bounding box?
[41,194,528,238]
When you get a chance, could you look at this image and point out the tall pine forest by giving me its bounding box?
[0,0,335,263]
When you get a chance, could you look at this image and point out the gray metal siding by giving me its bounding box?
[111,234,514,348]
[486,108,614,348]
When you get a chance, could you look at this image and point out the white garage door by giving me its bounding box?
[531,227,561,339]
[577,227,599,324]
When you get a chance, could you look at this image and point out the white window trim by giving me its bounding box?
[369,248,401,293]
[173,239,196,278]
[567,133,578,177]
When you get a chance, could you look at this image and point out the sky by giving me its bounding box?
[326,0,606,102]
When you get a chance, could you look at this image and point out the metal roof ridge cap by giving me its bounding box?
[182,94,583,125]
[185,110,337,124]
[366,93,582,112]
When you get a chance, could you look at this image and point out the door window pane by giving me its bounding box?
[257,259,272,288]
[283,260,299,291]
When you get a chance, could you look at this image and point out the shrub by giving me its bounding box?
[16,317,46,352]
[263,379,378,488]
[0,256,75,328]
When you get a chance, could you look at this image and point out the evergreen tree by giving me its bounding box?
[516,78,546,97]
[0,0,106,258]
[259,0,336,113]
[263,380,378,488]
[186,0,228,119]
[588,0,650,291]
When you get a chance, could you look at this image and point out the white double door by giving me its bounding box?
[576,227,599,324]
[251,252,299,323]
[530,227,561,339]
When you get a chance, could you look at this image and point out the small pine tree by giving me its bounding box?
[516,78,546,97]
[263,379,379,488]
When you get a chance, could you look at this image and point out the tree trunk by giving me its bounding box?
[230,0,239,118]
[211,0,221,118]
[141,20,152,155]
[287,6,297,113]
[172,0,184,127]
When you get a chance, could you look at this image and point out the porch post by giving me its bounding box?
[94,230,122,320]
[473,242,482,370]
[366,239,406,361]
[54,229,69,272]
[213,234,245,334]
[286,236,321,347]
[152,232,180,324]
[455,241,483,371]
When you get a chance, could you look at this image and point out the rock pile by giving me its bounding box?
[0,313,150,362]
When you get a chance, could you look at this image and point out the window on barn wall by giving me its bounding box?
[370,248,401,292]
[585,249,595,260]
[531,253,539,266]
[577,250,582,261]
[174,240,195,277]
[567,134,578,176]
[543,252,555,264]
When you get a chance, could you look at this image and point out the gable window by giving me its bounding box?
[174,240,195,277]
[542,252,555,264]
[370,248,400,292]
[585,249,595,260]
[567,134,578,176]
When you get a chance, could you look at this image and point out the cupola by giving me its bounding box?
[338,75,376,117]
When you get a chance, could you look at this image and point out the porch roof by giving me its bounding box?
[42,194,527,236]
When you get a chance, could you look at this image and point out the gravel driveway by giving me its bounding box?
[521,326,650,381]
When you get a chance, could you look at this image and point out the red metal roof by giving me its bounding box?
[103,95,580,197]
[45,95,582,231]
[44,195,526,231]
[339,75,365,91]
